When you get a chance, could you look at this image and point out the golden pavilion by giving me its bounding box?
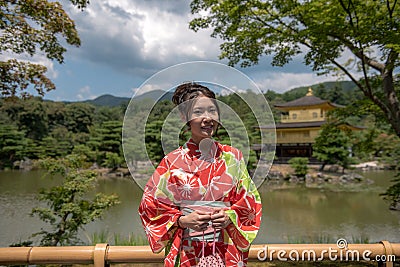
[257,88,361,163]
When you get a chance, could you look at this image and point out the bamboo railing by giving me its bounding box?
[0,241,398,266]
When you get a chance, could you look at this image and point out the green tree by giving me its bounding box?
[0,1,86,97]
[1,97,49,139]
[97,121,122,154]
[31,155,120,246]
[147,100,174,122]
[377,134,400,169]
[381,176,400,210]
[190,0,400,137]
[93,106,124,124]
[87,120,123,166]
[19,98,49,139]
[145,120,164,163]
[0,124,27,168]
[288,157,309,177]
[65,103,94,133]
[37,136,71,158]
[313,123,351,172]
[72,144,98,163]
[0,0,89,97]
[103,152,124,170]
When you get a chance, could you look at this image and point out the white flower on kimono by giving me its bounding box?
[237,207,256,226]
[177,177,197,198]
[227,249,245,267]
[170,168,192,181]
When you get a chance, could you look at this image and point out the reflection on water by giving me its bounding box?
[0,170,399,247]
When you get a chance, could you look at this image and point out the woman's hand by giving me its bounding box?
[178,210,211,231]
[210,208,232,230]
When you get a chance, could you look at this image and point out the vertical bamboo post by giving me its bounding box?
[380,241,394,267]
[94,243,109,267]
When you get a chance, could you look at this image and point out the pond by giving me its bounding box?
[0,169,399,247]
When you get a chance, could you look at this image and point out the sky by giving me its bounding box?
[15,0,344,101]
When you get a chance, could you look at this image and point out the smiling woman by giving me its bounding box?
[138,82,262,267]
[187,96,219,144]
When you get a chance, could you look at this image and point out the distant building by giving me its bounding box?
[256,88,362,163]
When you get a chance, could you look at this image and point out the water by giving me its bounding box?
[0,170,399,247]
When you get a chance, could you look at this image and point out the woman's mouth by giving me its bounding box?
[201,125,214,131]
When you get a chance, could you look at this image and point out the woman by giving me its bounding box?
[139,82,262,266]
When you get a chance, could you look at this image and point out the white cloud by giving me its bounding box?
[253,72,338,93]
[131,84,160,96]
[76,85,97,100]
[51,0,367,100]
[79,85,91,94]
[0,52,58,79]
[62,0,221,76]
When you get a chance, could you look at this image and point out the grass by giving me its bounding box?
[286,234,370,244]
[84,230,147,246]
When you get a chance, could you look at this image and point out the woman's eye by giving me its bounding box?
[193,110,203,115]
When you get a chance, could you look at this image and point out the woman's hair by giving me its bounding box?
[172,82,220,123]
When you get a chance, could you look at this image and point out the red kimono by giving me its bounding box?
[138,139,262,266]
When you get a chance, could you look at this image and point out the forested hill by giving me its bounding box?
[80,90,174,107]
[77,80,358,107]
[82,94,130,107]
[265,80,360,106]
[0,80,375,170]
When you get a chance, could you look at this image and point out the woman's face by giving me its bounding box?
[188,96,219,144]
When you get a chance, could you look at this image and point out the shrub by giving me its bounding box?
[288,157,309,177]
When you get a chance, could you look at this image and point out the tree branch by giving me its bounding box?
[386,0,397,18]
[328,32,384,72]
[329,57,391,117]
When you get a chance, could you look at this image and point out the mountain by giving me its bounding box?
[132,90,174,102]
[287,81,356,95]
[83,90,174,107]
[82,81,357,107]
[83,94,130,107]
[279,80,359,104]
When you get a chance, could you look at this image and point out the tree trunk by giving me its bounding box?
[381,71,400,138]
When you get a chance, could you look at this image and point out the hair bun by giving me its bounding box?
[172,82,216,106]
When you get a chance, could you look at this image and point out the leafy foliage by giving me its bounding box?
[288,157,309,177]
[0,124,27,168]
[190,0,400,137]
[381,174,400,211]
[0,97,127,168]
[31,155,120,246]
[0,0,88,97]
[312,123,352,171]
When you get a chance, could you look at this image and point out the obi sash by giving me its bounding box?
[180,200,230,242]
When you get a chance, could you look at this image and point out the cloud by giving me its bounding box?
[253,72,336,93]
[64,0,221,78]
[131,83,164,96]
[50,0,360,101]
[76,85,97,100]
[0,52,58,79]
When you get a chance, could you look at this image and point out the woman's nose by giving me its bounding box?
[203,114,212,121]
[203,111,218,120]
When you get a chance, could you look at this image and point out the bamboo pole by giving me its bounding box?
[0,242,398,266]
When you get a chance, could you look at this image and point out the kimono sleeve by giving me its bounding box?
[138,157,183,253]
[224,151,262,252]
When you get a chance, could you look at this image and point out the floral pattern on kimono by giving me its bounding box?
[138,139,262,266]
